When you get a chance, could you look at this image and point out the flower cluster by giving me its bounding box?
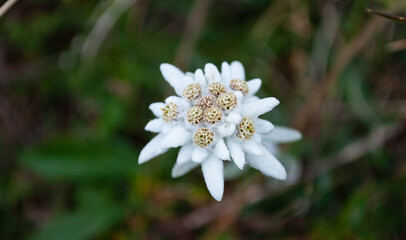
[139,61,301,201]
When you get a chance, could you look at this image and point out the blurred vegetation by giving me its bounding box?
[1,0,406,239]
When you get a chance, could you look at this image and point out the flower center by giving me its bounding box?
[193,128,214,148]
[187,106,203,125]
[238,117,255,140]
[203,106,223,124]
[217,92,237,111]
[208,82,226,96]
[195,95,216,109]
[161,102,178,122]
[230,79,249,95]
[183,83,201,100]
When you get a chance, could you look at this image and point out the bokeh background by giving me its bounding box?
[1,0,406,239]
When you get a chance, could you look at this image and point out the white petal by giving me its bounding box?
[252,133,262,142]
[242,141,263,156]
[244,96,259,104]
[192,146,209,163]
[214,138,230,160]
[246,146,286,180]
[247,78,261,96]
[139,134,167,164]
[226,112,242,124]
[217,123,236,138]
[201,156,224,201]
[263,141,279,156]
[164,96,191,109]
[204,63,221,83]
[177,144,194,165]
[160,63,185,95]
[149,102,164,117]
[263,126,302,143]
[145,119,165,133]
[221,62,232,83]
[172,161,199,178]
[179,98,191,109]
[183,75,194,86]
[255,118,274,134]
[164,96,182,105]
[230,61,245,80]
[162,124,173,134]
[195,69,207,87]
[160,126,190,150]
[242,97,279,118]
[227,140,245,170]
[186,72,194,78]
[234,90,244,103]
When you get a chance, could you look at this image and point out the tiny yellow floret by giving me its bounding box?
[193,128,214,148]
[195,95,216,109]
[203,106,223,124]
[208,82,226,96]
[217,92,237,111]
[230,79,249,95]
[161,102,178,122]
[183,83,201,100]
[187,106,204,125]
[238,117,255,140]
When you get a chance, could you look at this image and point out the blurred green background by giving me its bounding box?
[1,0,406,239]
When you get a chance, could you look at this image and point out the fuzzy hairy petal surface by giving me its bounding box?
[263,126,302,143]
[172,161,199,178]
[246,146,286,180]
[242,97,279,118]
[230,61,245,80]
[160,63,185,95]
[149,102,165,117]
[255,118,275,134]
[139,134,167,164]
[192,146,209,163]
[145,118,165,133]
[205,63,221,83]
[177,144,194,165]
[247,78,261,96]
[202,156,224,201]
[214,138,230,160]
[227,140,245,170]
[160,126,190,150]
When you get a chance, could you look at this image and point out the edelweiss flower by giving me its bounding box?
[138,61,301,201]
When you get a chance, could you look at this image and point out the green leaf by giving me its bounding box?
[31,205,122,240]
[20,137,138,181]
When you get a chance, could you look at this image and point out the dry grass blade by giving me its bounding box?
[367,8,406,24]
[386,39,406,52]
[319,123,404,175]
[292,16,384,132]
[174,0,214,69]
[81,0,136,62]
[0,0,18,18]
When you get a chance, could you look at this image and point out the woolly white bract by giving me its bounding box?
[139,61,301,201]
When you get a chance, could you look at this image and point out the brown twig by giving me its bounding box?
[367,8,406,24]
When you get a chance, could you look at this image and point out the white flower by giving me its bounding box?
[138,61,301,201]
